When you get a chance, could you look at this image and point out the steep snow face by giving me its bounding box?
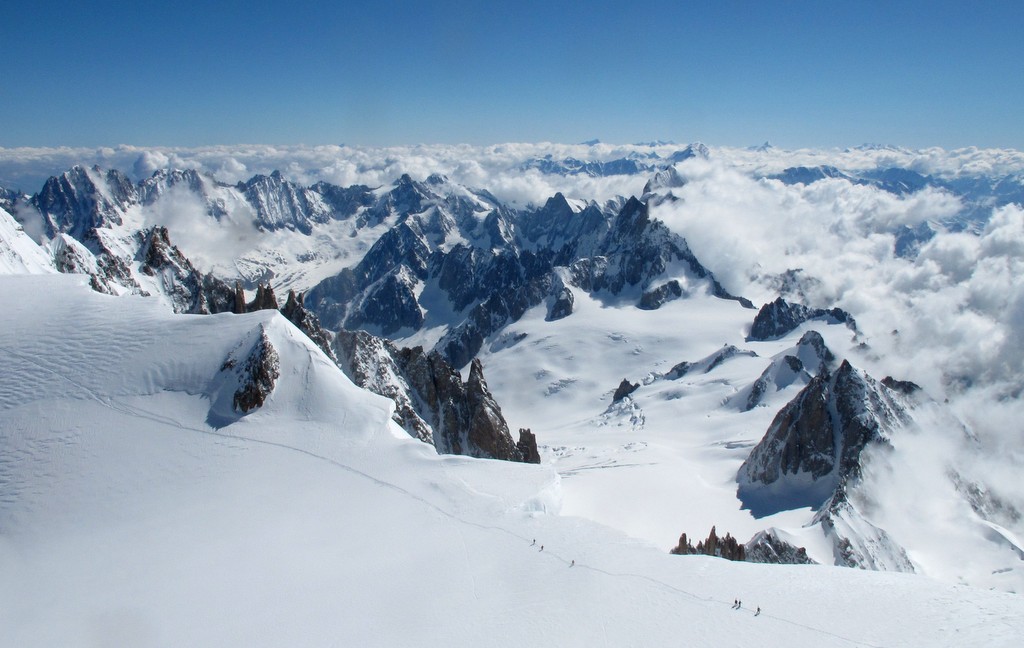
[2,274,1022,647]
[0,207,55,275]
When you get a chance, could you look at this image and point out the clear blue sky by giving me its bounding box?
[2,1,1022,149]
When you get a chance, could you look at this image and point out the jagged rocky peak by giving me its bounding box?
[238,170,331,234]
[32,165,137,240]
[381,173,433,217]
[140,167,208,199]
[744,529,816,565]
[667,344,758,381]
[739,358,920,571]
[280,289,336,361]
[516,428,541,464]
[333,329,435,445]
[332,329,536,463]
[670,526,746,561]
[666,142,710,164]
[612,379,640,402]
[748,296,856,341]
[136,225,235,314]
[738,330,836,412]
[642,165,686,196]
[738,359,912,515]
[465,358,523,461]
[220,324,281,414]
[771,165,853,186]
[248,282,279,311]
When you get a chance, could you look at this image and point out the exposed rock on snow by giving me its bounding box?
[137,225,236,314]
[218,324,281,415]
[738,360,910,512]
[671,526,746,561]
[735,330,835,411]
[516,428,541,464]
[279,289,336,361]
[744,529,816,565]
[333,329,534,462]
[738,358,919,571]
[747,297,856,341]
[612,379,640,403]
[665,345,758,380]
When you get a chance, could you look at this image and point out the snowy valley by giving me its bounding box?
[2,142,1024,646]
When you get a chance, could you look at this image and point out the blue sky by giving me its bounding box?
[3,1,1022,149]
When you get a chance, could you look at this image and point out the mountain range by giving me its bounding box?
[2,143,1023,645]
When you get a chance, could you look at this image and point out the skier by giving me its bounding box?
[570,560,574,567]
[540,545,544,552]
[531,539,535,546]
[755,607,761,617]
[732,599,738,609]
[737,600,741,610]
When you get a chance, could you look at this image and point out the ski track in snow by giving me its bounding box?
[2,332,898,647]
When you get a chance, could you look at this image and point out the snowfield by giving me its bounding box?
[2,275,1022,647]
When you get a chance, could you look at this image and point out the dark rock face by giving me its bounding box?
[741,330,835,411]
[739,358,919,571]
[248,283,279,311]
[748,297,856,341]
[547,286,574,321]
[308,183,749,368]
[881,376,921,395]
[280,290,336,361]
[223,325,280,413]
[346,268,424,335]
[638,280,683,310]
[465,359,521,461]
[670,526,746,561]
[612,379,639,402]
[516,428,541,464]
[33,166,135,240]
[744,529,816,565]
[667,345,758,381]
[136,226,237,314]
[738,360,910,515]
[332,329,534,462]
[334,329,434,444]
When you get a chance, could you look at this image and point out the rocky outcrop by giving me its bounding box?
[638,280,684,310]
[248,283,279,311]
[739,360,910,509]
[744,529,816,565]
[280,289,336,361]
[748,297,856,341]
[308,182,750,368]
[671,526,746,561]
[137,226,236,314]
[612,379,639,402]
[221,325,280,413]
[813,495,915,571]
[738,330,835,411]
[334,329,434,445]
[547,286,574,321]
[333,329,535,462]
[516,428,541,464]
[738,358,918,571]
[665,345,758,381]
[33,165,135,240]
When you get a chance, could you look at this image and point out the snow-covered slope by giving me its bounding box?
[1,274,1022,647]
[0,207,55,275]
